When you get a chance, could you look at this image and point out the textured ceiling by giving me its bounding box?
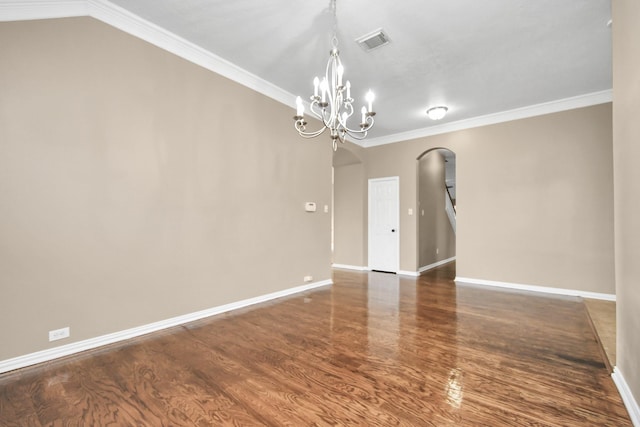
[106,0,612,143]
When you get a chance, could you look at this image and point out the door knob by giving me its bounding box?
[391,229,396,232]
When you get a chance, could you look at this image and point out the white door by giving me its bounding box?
[368,177,399,273]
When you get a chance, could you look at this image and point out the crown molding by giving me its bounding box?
[0,0,87,21]
[1,2,611,146]
[86,0,296,107]
[0,0,297,108]
[361,89,613,148]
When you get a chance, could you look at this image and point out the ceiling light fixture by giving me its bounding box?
[426,106,449,120]
[293,0,376,151]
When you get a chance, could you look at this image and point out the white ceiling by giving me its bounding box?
[10,0,613,145]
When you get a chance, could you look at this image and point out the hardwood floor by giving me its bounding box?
[584,298,617,370]
[0,263,632,426]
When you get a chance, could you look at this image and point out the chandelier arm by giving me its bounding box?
[308,100,336,132]
[342,102,354,116]
[340,115,375,135]
[337,102,354,128]
[342,130,369,141]
[308,101,326,121]
[298,130,330,139]
[294,121,329,139]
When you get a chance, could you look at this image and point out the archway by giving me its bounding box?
[416,148,456,273]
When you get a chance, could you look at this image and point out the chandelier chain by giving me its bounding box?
[331,0,337,33]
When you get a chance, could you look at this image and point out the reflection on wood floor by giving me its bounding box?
[0,262,632,426]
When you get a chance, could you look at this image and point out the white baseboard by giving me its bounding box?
[398,256,456,277]
[454,276,616,301]
[331,264,422,277]
[0,279,332,374]
[419,256,456,273]
[612,367,640,426]
[397,270,420,277]
[331,264,370,272]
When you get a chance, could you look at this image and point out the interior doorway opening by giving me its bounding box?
[417,148,456,274]
[332,147,366,269]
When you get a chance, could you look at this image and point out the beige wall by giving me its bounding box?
[333,162,365,266]
[332,144,367,267]
[0,13,624,379]
[418,150,456,268]
[613,0,640,407]
[363,104,615,294]
[0,17,332,361]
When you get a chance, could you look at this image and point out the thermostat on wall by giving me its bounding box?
[305,202,317,212]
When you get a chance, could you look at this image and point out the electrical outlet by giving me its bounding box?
[436,248,439,254]
[49,327,70,342]
[304,275,313,283]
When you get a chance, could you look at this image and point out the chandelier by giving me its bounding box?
[293,0,376,151]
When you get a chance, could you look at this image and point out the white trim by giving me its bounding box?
[0,279,332,374]
[326,263,420,276]
[331,264,370,271]
[0,0,87,21]
[361,90,613,148]
[419,256,456,273]
[454,276,616,301]
[0,3,611,146]
[397,270,420,277]
[0,0,297,109]
[612,367,640,426]
[87,0,296,108]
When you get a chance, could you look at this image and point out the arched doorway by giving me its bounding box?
[416,148,456,273]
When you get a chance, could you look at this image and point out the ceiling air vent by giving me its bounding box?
[356,29,391,52]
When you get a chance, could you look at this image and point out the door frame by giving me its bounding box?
[368,176,400,273]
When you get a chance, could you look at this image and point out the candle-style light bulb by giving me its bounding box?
[296,96,304,117]
[341,111,348,124]
[366,90,375,112]
[321,78,328,103]
[337,64,344,87]
[361,106,367,124]
[313,77,320,97]
[346,81,351,99]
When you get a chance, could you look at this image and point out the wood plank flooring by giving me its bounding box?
[0,263,632,426]
[584,298,617,369]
